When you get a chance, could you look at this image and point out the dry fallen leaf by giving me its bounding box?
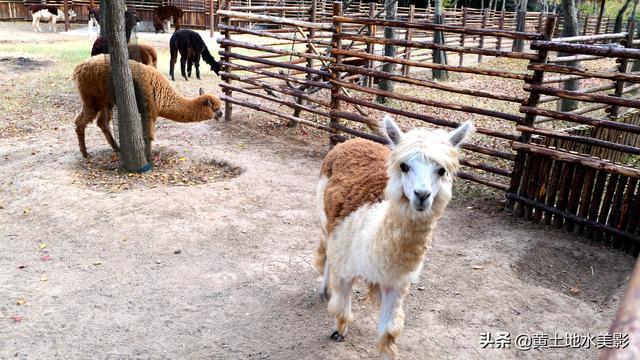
[472,265,484,270]
[569,287,581,294]
[23,208,29,215]
[38,243,48,250]
[40,275,48,282]
[16,298,25,306]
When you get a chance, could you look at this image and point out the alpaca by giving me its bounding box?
[90,11,139,56]
[153,5,183,33]
[30,5,77,32]
[72,56,223,158]
[91,41,158,68]
[169,29,221,81]
[316,116,474,360]
[87,12,99,40]
[88,7,100,24]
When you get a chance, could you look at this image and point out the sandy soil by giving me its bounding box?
[0,22,637,360]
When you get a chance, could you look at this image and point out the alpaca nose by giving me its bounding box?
[214,109,223,120]
[414,190,431,203]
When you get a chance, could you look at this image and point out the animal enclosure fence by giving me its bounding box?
[218,3,640,251]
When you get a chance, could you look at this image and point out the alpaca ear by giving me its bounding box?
[204,98,213,108]
[448,121,475,148]
[380,115,403,147]
[199,88,204,96]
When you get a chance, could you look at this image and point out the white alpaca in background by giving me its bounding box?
[87,14,99,41]
[315,116,474,359]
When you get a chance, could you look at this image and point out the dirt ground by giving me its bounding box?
[0,22,637,359]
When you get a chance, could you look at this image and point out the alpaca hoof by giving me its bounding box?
[319,287,330,301]
[330,331,344,342]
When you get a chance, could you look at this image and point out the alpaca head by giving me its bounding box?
[380,116,474,217]
[198,88,223,120]
[66,8,77,21]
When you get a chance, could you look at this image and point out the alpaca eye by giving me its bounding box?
[400,163,409,173]
[437,168,446,176]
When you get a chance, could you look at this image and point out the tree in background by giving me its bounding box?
[559,0,581,111]
[512,0,528,51]
[376,0,399,103]
[105,0,150,172]
[433,0,449,80]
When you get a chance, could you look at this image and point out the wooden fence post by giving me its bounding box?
[583,14,589,35]
[478,8,489,63]
[495,8,505,51]
[222,0,232,122]
[402,5,415,76]
[508,17,557,215]
[459,7,467,66]
[63,0,69,32]
[210,0,215,37]
[609,21,635,118]
[366,2,376,87]
[329,2,343,146]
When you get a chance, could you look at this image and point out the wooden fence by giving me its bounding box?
[0,0,620,35]
[217,3,640,251]
[509,25,640,251]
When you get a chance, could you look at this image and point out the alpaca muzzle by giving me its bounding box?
[214,109,223,120]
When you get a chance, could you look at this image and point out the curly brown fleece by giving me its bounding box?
[91,40,158,69]
[314,138,389,273]
[72,56,222,158]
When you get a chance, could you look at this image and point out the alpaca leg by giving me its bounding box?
[194,54,201,80]
[376,286,406,360]
[74,107,98,158]
[97,108,119,152]
[148,116,156,142]
[180,55,188,81]
[51,17,56,33]
[169,50,177,81]
[187,58,193,78]
[327,276,353,342]
[319,260,330,301]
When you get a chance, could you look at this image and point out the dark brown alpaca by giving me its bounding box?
[153,5,183,33]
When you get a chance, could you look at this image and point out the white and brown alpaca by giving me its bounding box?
[30,5,77,33]
[316,116,474,359]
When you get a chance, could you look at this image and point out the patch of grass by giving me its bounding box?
[0,41,89,72]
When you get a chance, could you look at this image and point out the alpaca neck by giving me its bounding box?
[160,94,207,123]
[374,200,442,275]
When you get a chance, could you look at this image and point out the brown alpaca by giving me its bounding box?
[72,56,223,158]
[153,5,183,33]
[127,43,158,68]
[91,40,158,68]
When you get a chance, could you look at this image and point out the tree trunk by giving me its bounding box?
[99,0,106,37]
[615,0,633,33]
[595,0,606,34]
[512,0,528,52]
[376,0,398,103]
[105,0,150,172]
[432,0,448,80]
[559,0,581,111]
